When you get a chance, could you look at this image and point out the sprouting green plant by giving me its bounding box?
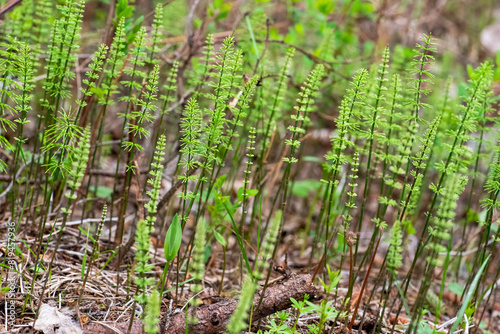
[159,214,182,297]
[305,266,344,334]
[122,64,159,154]
[192,34,215,98]
[133,134,168,309]
[239,126,257,234]
[353,46,390,266]
[151,60,179,150]
[320,68,368,212]
[64,125,91,210]
[0,37,21,172]
[290,294,309,332]
[43,0,85,117]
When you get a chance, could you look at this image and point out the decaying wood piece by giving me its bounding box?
[82,273,317,334]
[164,273,317,334]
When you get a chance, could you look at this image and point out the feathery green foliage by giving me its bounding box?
[1,2,500,333]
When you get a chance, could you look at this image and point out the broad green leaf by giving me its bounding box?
[164,214,182,263]
[450,254,491,333]
[448,282,464,296]
[214,231,226,247]
[78,226,96,244]
[314,0,335,15]
[237,187,259,202]
[88,186,113,200]
[214,174,226,189]
[292,180,322,197]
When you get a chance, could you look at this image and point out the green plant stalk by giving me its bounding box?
[388,98,480,334]
[174,39,240,292]
[449,255,491,334]
[255,66,323,319]
[84,18,126,194]
[113,41,145,246]
[33,3,84,249]
[457,97,488,279]
[348,230,382,331]
[239,127,257,240]
[308,69,367,269]
[463,186,499,301]
[388,68,489,322]
[26,21,61,231]
[353,49,389,272]
[33,167,87,324]
[401,66,487,293]
[10,44,33,226]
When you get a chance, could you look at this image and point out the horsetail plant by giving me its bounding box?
[268,64,325,265]
[354,46,390,267]
[473,134,500,322]
[311,68,368,274]
[2,2,500,333]
[33,125,91,322]
[410,173,468,333]
[0,37,21,173]
[152,60,179,153]
[146,4,164,68]
[118,63,159,245]
[406,33,437,123]
[130,134,167,325]
[113,25,148,215]
[254,210,282,280]
[78,203,107,305]
[10,41,34,216]
[132,219,155,312]
[258,47,295,163]
[88,17,126,225]
[192,34,215,98]
[43,43,108,176]
[178,98,203,226]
